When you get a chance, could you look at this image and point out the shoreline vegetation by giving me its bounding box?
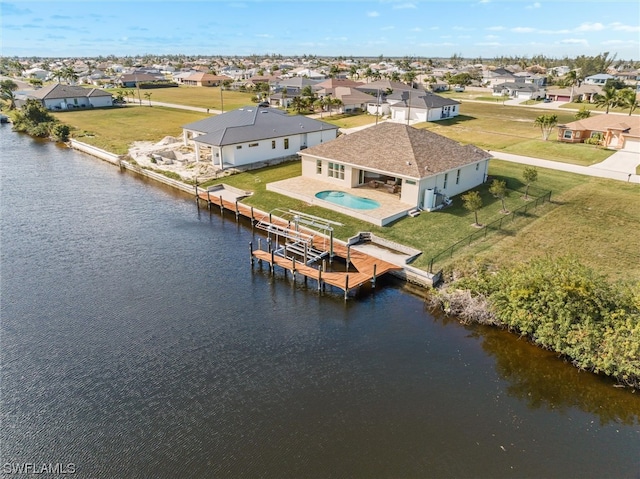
[3,90,639,390]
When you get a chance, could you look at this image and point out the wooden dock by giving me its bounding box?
[196,186,402,298]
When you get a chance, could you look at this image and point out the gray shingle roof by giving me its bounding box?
[29,83,112,100]
[387,90,460,108]
[183,106,338,146]
[299,122,489,179]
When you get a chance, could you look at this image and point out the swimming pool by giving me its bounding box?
[315,190,381,210]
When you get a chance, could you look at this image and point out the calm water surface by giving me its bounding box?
[1,126,639,478]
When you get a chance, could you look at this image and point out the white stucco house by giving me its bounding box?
[298,122,490,212]
[386,90,461,123]
[15,83,113,110]
[182,105,338,169]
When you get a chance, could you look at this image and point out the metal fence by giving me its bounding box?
[428,190,552,273]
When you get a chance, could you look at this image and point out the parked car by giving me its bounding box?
[543,98,552,103]
[453,86,465,92]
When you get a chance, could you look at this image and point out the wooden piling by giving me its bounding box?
[250,242,253,266]
[219,195,224,215]
[372,264,377,288]
[344,274,349,300]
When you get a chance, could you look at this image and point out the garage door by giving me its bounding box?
[622,138,640,153]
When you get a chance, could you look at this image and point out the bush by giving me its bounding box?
[50,123,70,142]
[444,256,640,387]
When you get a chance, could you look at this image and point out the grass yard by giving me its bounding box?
[321,113,379,129]
[415,102,614,166]
[452,160,640,282]
[109,86,255,111]
[52,106,208,154]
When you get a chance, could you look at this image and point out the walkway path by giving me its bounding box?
[489,150,640,183]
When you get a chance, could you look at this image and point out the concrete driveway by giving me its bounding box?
[591,150,640,174]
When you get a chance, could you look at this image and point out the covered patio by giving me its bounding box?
[267,176,415,226]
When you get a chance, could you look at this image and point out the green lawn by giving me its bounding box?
[52,106,208,155]
[109,86,255,111]
[414,102,615,166]
[321,113,379,129]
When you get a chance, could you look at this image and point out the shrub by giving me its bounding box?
[50,123,70,142]
[446,257,640,388]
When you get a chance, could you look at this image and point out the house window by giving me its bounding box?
[456,169,461,185]
[563,130,573,139]
[328,162,344,180]
[316,160,322,175]
[249,143,258,147]
[476,163,480,171]
[443,173,448,189]
[284,138,289,149]
[272,140,276,149]
[590,131,602,138]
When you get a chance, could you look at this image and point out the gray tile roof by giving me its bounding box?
[299,122,490,179]
[183,106,338,146]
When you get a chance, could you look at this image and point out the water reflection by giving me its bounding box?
[434,311,640,426]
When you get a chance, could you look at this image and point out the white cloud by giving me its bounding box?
[511,27,536,33]
[392,3,417,9]
[410,27,422,32]
[381,26,395,31]
[526,2,541,9]
[367,11,380,17]
[610,22,640,32]
[255,34,273,38]
[561,38,589,46]
[485,35,499,40]
[487,26,506,31]
[575,22,604,32]
[476,42,502,47]
[453,26,475,32]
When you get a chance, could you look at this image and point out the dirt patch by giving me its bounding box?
[127,136,219,181]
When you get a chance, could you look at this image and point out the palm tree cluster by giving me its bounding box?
[593,84,638,115]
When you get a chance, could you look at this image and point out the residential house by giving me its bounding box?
[116,72,165,88]
[16,83,113,110]
[492,82,545,100]
[583,74,616,85]
[182,72,228,87]
[545,84,602,102]
[557,115,640,152]
[386,90,460,123]
[181,105,338,169]
[297,122,490,217]
[482,68,517,87]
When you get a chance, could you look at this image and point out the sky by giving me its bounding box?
[1,0,639,60]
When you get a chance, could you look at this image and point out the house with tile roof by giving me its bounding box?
[557,115,640,152]
[181,105,338,169]
[181,72,228,87]
[16,83,113,110]
[298,122,490,213]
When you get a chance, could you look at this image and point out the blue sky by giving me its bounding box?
[1,0,639,59]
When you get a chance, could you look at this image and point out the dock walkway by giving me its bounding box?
[196,187,402,298]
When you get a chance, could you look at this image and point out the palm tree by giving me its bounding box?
[593,85,619,114]
[143,91,152,106]
[402,70,417,87]
[534,114,558,141]
[0,79,19,110]
[564,70,580,102]
[616,88,639,116]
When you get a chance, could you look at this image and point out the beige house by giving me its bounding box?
[298,122,490,217]
[558,115,640,151]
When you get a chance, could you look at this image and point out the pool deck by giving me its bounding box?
[267,177,414,226]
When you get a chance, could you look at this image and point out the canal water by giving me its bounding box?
[1,125,639,478]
